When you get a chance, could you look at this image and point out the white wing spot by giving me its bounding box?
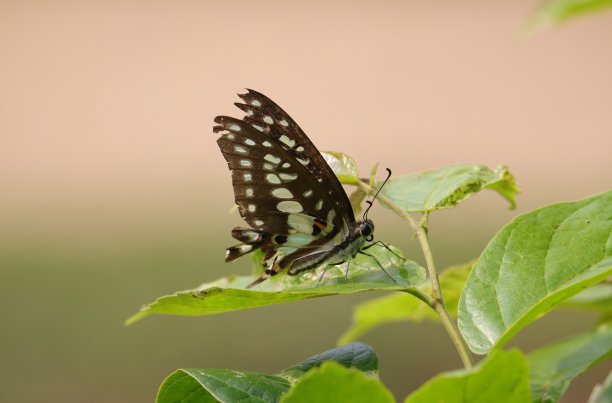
[229,124,241,131]
[303,190,313,197]
[326,210,336,231]
[239,244,252,253]
[296,146,304,152]
[266,174,281,184]
[246,188,254,197]
[282,162,291,168]
[271,188,293,199]
[234,145,248,154]
[246,109,254,116]
[225,250,230,259]
[244,138,256,146]
[279,173,298,182]
[263,163,274,170]
[279,135,296,148]
[297,157,310,166]
[263,116,274,124]
[264,154,281,164]
[254,219,264,226]
[243,231,260,242]
[251,100,262,107]
[243,173,253,182]
[248,204,256,212]
[315,199,323,211]
[279,119,289,127]
[252,124,264,132]
[277,201,303,213]
[240,160,252,167]
[226,134,235,140]
[262,141,272,147]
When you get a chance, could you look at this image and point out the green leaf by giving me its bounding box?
[281,342,379,379]
[127,244,426,324]
[404,350,531,403]
[525,0,612,33]
[563,283,612,312]
[280,362,395,403]
[157,343,377,403]
[588,371,612,403]
[458,190,612,354]
[338,261,473,345]
[380,164,519,212]
[322,151,359,185]
[157,369,290,403]
[528,325,612,403]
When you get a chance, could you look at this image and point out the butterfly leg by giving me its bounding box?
[316,260,345,286]
[358,251,398,283]
[362,241,405,261]
[344,258,352,282]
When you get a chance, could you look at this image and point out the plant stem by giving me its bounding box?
[356,180,474,368]
[415,219,473,368]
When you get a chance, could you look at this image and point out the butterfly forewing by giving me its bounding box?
[235,89,355,223]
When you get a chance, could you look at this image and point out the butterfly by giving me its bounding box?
[213,89,393,288]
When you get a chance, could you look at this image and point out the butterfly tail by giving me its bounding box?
[245,274,268,288]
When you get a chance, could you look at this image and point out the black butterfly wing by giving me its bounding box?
[234,89,356,225]
[213,90,362,286]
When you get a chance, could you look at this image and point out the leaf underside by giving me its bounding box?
[380,164,519,212]
[127,244,426,325]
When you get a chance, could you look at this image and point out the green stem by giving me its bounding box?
[356,180,474,368]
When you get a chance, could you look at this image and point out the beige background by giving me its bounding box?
[1,1,611,402]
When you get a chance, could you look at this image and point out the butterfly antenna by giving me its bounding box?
[363,168,392,222]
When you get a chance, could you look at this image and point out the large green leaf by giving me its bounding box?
[525,0,612,32]
[588,371,612,403]
[127,244,425,324]
[338,261,472,345]
[380,164,518,212]
[280,362,395,403]
[528,324,612,403]
[458,191,612,354]
[157,343,379,403]
[404,350,531,403]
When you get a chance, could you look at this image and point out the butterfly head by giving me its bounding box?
[359,168,392,243]
[358,219,375,242]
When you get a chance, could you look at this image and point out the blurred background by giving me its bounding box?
[1,1,611,402]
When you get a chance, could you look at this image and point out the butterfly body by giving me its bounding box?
[213,90,376,287]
